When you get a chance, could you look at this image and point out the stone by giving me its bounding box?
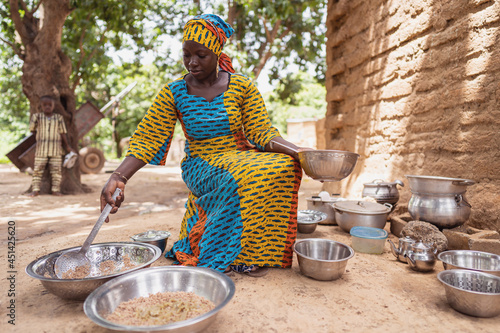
[401,221,448,253]
[389,213,411,237]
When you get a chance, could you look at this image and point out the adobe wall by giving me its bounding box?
[322,0,500,231]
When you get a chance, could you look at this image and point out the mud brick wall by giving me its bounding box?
[322,0,500,231]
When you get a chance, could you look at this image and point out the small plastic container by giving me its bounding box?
[349,226,388,254]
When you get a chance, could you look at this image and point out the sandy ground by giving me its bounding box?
[0,162,499,333]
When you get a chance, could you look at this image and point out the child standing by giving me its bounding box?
[27,95,74,197]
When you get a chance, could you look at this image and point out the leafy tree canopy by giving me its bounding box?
[0,0,326,159]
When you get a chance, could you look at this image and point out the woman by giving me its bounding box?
[101,14,311,277]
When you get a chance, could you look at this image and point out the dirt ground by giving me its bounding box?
[0,162,499,333]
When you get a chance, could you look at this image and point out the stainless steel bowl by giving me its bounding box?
[298,150,359,182]
[297,210,327,234]
[438,250,500,277]
[84,266,235,332]
[437,269,500,317]
[293,238,354,281]
[131,230,171,254]
[25,242,162,300]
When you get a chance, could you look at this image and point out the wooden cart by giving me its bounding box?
[6,101,106,173]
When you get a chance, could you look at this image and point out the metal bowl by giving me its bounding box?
[297,210,327,234]
[298,150,359,182]
[438,250,500,277]
[437,269,500,317]
[84,266,235,332]
[293,238,354,281]
[131,230,171,254]
[25,242,162,300]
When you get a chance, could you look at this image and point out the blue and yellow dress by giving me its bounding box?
[127,72,302,272]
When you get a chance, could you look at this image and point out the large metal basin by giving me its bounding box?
[84,266,235,332]
[25,242,161,300]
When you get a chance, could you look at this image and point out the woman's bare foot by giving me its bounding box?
[27,191,40,197]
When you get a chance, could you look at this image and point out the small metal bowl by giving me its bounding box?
[131,230,171,254]
[293,238,354,281]
[25,242,161,300]
[298,150,359,182]
[438,250,500,277]
[437,269,500,317]
[84,266,235,332]
[297,210,327,234]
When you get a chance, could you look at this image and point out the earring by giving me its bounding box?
[216,57,220,78]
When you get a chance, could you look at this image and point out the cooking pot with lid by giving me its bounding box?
[406,175,475,229]
[306,192,344,225]
[333,200,392,232]
[362,179,404,209]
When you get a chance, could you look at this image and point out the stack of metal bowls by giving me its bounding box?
[297,210,327,234]
[84,266,235,332]
[437,250,500,317]
[293,238,354,281]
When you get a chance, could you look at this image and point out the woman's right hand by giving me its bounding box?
[99,156,146,222]
[100,173,126,222]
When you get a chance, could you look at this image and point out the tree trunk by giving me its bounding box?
[11,0,84,194]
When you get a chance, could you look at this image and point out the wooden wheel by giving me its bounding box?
[79,147,105,174]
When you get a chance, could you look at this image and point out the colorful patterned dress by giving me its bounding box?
[127,72,302,272]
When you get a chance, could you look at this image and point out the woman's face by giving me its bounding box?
[182,40,218,81]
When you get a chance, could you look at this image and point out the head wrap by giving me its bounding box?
[183,14,235,73]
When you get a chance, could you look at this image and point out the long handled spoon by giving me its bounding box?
[54,188,121,279]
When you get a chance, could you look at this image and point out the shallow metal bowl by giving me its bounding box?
[297,210,327,234]
[84,266,235,332]
[298,150,359,182]
[438,250,500,277]
[131,230,171,254]
[293,238,354,281]
[25,242,161,300]
[437,269,500,317]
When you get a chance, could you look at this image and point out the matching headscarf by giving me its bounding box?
[183,14,235,73]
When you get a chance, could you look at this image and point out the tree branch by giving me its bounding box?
[253,18,283,79]
[30,0,46,14]
[71,25,109,91]
[0,36,23,58]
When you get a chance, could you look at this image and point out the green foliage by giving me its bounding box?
[264,71,326,134]
[0,0,327,162]
[229,0,327,84]
[0,44,30,160]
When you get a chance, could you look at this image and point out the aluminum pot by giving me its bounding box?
[333,200,392,233]
[406,175,475,229]
[306,194,343,225]
[362,179,404,208]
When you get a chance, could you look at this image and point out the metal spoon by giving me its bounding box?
[54,188,121,279]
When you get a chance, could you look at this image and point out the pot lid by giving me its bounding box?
[333,200,391,213]
[307,193,343,203]
[131,230,171,241]
[350,226,388,239]
[363,179,404,187]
